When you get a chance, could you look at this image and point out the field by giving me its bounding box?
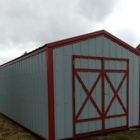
[0,114,40,140]
[0,113,140,140]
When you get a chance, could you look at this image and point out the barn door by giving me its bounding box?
[72,55,129,138]
[104,59,128,130]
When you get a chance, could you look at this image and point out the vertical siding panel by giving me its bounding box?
[29,59,32,129]
[73,42,82,135]
[75,77,82,134]
[80,40,89,133]
[88,38,97,131]
[121,47,127,126]
[54,47,65,139]
[106,40,111,128]
[53,49,57,136]
[96,37,103,56]
[89,73,96,131]
[95,37,102,130]
[128,51,133,126]
[63,44,73,138]
[38,53,42,134]
[103,37,110,129]
[102,36,110,57]
[132,55,139,125]
[0,51,48,139]
[108,40,114,128]
[88,38,96,56]
[115,44,123,127]
[44,51,48,137]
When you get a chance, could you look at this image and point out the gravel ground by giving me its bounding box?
[0,113,140,140]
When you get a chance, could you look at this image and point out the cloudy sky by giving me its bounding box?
[0,0,140,64]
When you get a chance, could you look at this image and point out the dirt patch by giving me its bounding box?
[0,114,140,140]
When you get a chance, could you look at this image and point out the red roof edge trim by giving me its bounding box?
[47,30,105,48]
[103,31,140,55]
[0,44,48,68]
[0,29,140,68]
[47,29,140,55]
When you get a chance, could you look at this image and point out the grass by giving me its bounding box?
[78,128,140,140]
[0,114,40,140]
[0,113,140,140]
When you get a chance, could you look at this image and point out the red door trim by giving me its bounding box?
[102,59,105,130]
[72,55,129,138]
[106,114,126,119]
[73,55,128,61]
[76,117,102,123]
[105,70,127,73]
[75,68,102,72]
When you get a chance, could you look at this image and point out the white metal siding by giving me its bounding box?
[53,36,139,139]
[0,51,48,139]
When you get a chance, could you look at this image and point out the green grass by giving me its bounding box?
[76,128,140,140]
[0,114,40,140]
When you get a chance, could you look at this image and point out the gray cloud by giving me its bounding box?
[77,0,121,22]
[0,0,121,64]
[114,28,139,48]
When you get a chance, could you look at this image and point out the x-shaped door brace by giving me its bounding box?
[104,72,127,115]
[75,70,102,121]
[74,69,127,122]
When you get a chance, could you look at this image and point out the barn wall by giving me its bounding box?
[53,36,139,139]
[0,51,48,139]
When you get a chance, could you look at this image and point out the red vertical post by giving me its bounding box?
[47,48,55,140]
[102,59,105,131]
[139,57,140,126]
[127,60,129,127]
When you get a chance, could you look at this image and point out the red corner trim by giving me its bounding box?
[139,57,140,126]
[47,48,55,140]
[127,60,129,127]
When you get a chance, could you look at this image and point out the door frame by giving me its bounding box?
[72,55,129,138]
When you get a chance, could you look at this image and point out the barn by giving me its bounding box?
[0,30,140,140]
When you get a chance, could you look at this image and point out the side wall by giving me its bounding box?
[53,36,139,139]
[0,51,48,139]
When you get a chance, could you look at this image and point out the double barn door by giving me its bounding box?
[72,55,129,138]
